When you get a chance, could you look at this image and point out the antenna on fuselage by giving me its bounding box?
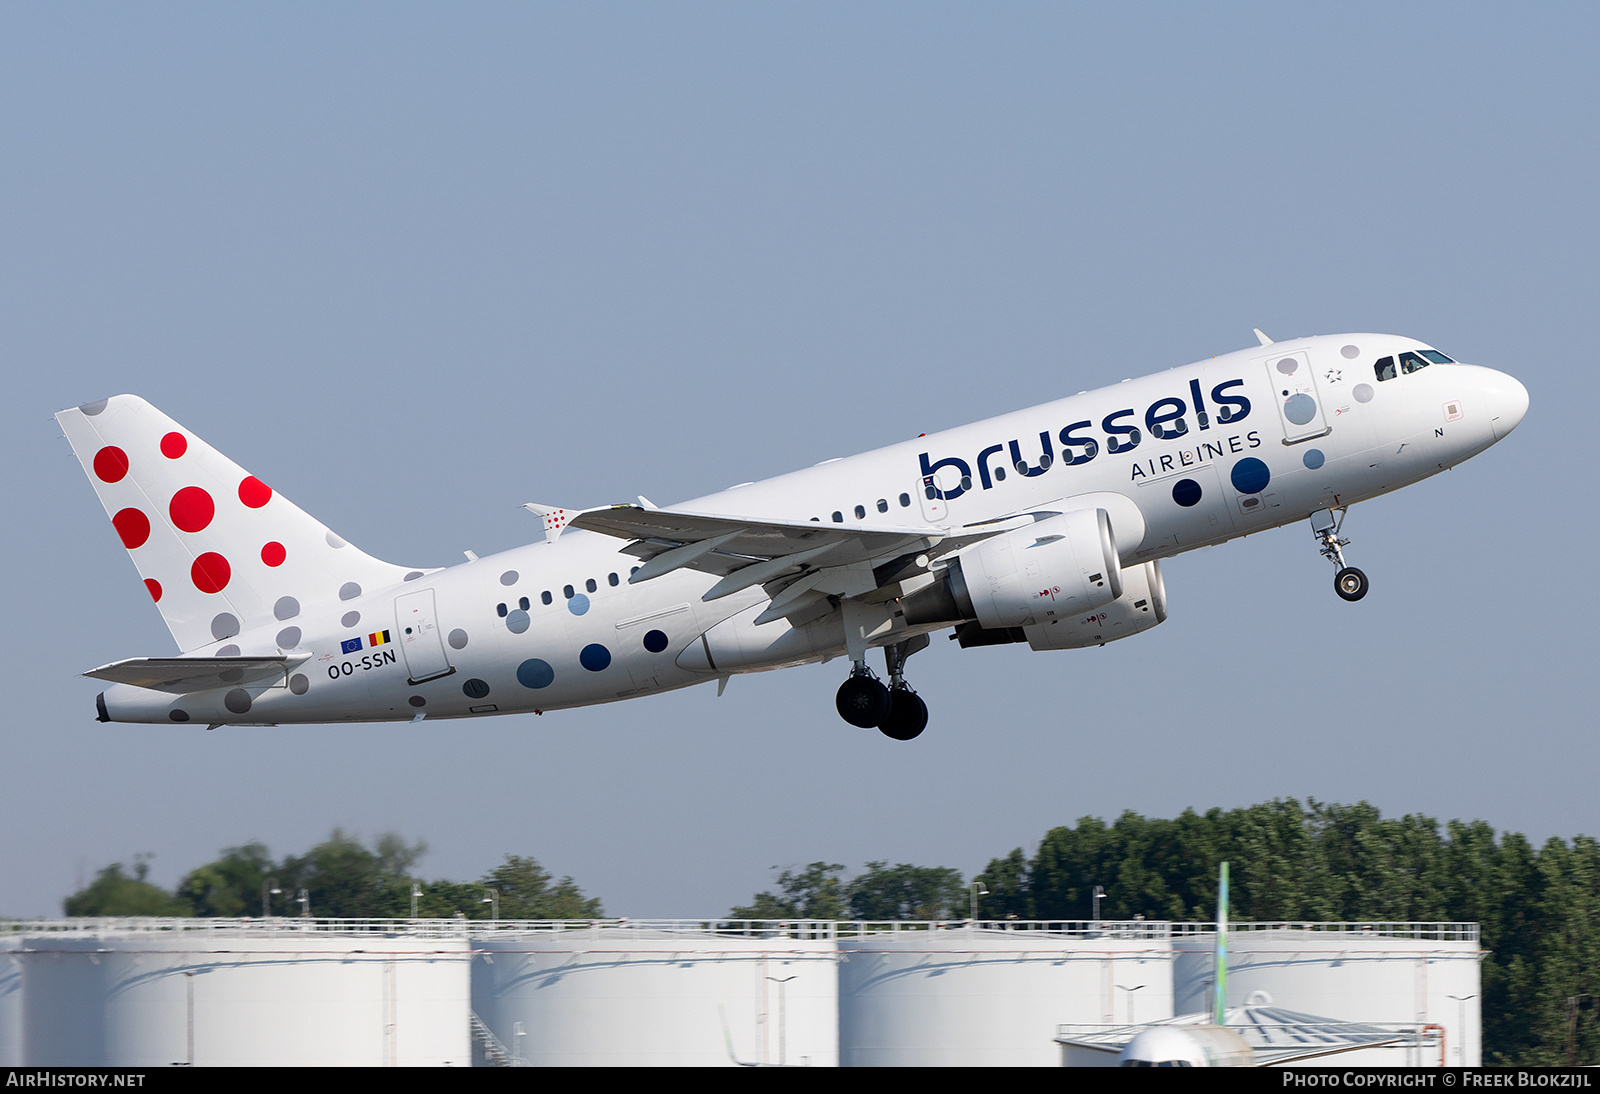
[1253,328,1273,346]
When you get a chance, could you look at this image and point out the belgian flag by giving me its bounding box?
[369,630,391,647]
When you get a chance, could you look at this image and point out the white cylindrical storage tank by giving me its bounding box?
[18,920,471,1066]
[471,923,839,1066]
[1173,925,1482,1067]
[0,944,22,1066]
[838,923,1174,1066]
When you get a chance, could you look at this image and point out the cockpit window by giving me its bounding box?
[1419,349,1454,364]
[1399,351,1430,375]
[1374,356,1396,381]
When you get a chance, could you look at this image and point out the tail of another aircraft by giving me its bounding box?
[56,395,424,653]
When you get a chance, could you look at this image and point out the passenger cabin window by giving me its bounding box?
[877,498,888,513]
[854,504,866,519]
[496,603,507,617]
[518,597,530,610]
[899,493,910,507]
[541,591,552,605]
[832,511,843,522]
[1374,356,1397,381]
[563,585,574,599]
[585,578,597,593]
[1399,351,1430,375]
[608,572,619,587]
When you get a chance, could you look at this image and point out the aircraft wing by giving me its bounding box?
[84,656,306,693]
[574,505,942,566]
[526,502,1065,615]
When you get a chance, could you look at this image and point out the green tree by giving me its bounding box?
[478,854,603,919]
[176,842,275,917]
[63,858,187,916]
[976,848,1031,919]
[276,830,425,917]
[846,861,965,920]
[730,862,846,919]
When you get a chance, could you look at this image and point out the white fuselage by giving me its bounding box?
[97,333,1527,725]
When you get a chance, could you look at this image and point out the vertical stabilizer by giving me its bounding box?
[56,395,424,652]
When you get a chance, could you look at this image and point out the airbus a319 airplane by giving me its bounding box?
[59,331,1527,740]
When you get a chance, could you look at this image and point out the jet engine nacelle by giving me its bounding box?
[1023,560,1167,650]
[904,508,1122,630]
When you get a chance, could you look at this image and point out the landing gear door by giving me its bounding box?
[395,588,454,684]
[1266,351,1331,444]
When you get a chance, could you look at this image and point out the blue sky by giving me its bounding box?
[3,3,1594,917]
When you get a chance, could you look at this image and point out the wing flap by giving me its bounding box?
[84,656,305,693]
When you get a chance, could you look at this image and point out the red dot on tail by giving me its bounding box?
[261,541,286,567]
[160,432,187,459]
[112,508,151,549]
[170,486,215,533]
[145,578,162,602]
[238,476,272,508]
[191,552,231,593]
[93,446,129,483]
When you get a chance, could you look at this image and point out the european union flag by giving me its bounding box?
[341,637,363,654]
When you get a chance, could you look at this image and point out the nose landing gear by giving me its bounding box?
[1311,508,1369,602]
[835,635,930,739]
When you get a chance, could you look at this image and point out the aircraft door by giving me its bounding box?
[917,475,949,522]
[394,589,454,684]
[1266,351,1331,444]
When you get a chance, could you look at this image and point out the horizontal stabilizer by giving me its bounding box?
[84,655,305,693]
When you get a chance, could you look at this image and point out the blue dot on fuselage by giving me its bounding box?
[1171,478,1202,507]
[1231,457,1271,494]
[579,643,611,672]
[567,593,590,616]
[1303,448,1326,470]
[643,629,669,653]
[516,658,554,689]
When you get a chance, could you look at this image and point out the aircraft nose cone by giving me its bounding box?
[1487,371,1530,440]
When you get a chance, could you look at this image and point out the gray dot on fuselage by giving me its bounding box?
[220,668,244,683]
[404,571,423,581]
[506,610,530,634]
[1284,393,1318,425]
[277,626,302,649]
[211,613,240,640]
[1353,383,1374,403]
[1342,344,1360,359]
[289,674,310,695]
[224,689,252,714]
[339,582,361,600]
[1276,357,1298,375]
[216,644,240,657]
[500,570,519,586]
[326,531,346,549]
[448,628,469,650]
[80,399,108,416]
[274,596,300,621]
[342,611,360,628]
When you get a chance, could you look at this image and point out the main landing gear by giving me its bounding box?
[835,636,930,740]
[1311,508,1369,602]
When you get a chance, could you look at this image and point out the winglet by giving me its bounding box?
[1253,328,1273,346]
[522,503,580,544]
